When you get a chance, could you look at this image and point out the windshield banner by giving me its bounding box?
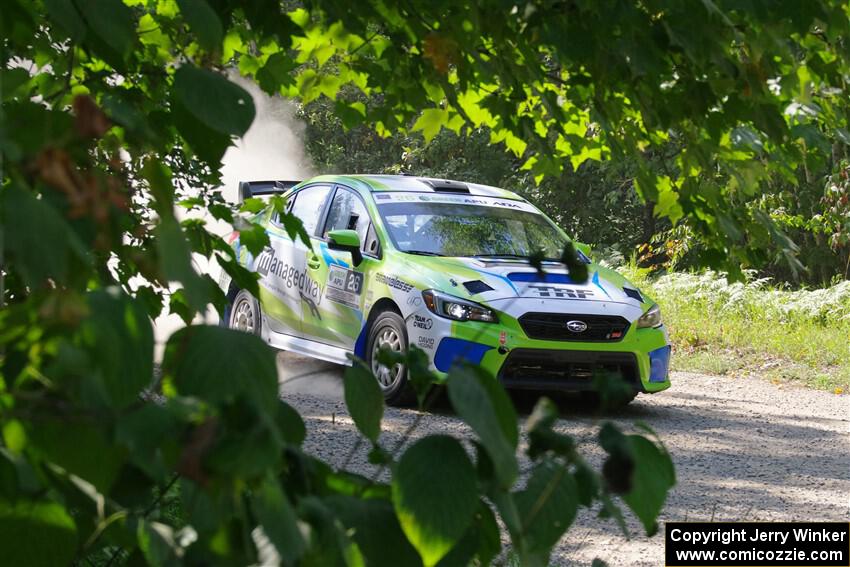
[374,192,539,213]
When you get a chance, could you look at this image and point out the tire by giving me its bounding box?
[228,289,262,335]
[366,310,415,406]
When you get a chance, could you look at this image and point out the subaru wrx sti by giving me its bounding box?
[219,175,671,405]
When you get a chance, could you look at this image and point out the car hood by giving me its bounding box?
[395,255,650,309]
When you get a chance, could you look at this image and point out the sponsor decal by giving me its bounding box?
[406,295,422,307]
[417,336,435,350]
[528,285,594,299]
[326,265,364,309]
[256,246,323,303]
[375,192,538,212]
[376,272,414,293]
[413,314,433,330]
[499,331,507,346]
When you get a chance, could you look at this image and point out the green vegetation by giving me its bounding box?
[2,0,849,564]
[624,269,850,390]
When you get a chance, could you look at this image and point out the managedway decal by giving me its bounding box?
[326,265,364,309]
[256,247,323,304]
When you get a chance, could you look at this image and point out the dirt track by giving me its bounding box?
[277,352,850,566]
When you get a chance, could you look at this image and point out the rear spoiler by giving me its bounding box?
[238,180,301,203]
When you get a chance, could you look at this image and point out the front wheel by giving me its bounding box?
[228,289,262,335]
[366,311,415,406]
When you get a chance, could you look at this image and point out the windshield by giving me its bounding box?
[377,200,569,258]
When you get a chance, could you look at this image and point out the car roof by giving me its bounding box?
[303,174,525,201]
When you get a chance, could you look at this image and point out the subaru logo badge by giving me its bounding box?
[566,320,588,333]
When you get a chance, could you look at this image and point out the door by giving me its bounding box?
[301,186,380,349]
[257,184,331,337]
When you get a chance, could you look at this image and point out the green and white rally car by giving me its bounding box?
[220,175,671,405]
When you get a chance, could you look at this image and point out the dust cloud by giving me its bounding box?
[153,75,315,359]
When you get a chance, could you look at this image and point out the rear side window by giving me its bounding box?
[323,188,371,247]
[289,185,331,237]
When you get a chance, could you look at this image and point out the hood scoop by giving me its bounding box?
[462,280,494,294]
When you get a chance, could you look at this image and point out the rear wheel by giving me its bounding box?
[367,311,415,406]
[229,289,262,335]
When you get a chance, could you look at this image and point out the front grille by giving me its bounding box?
[518,312,630,342]
[498,349,639,391]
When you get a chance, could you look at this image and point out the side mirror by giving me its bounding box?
[327,229,363,266]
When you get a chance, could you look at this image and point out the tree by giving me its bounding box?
[4,0,847,564]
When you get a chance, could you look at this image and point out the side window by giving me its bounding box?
[364,223,380,256]
[324,188,371,248]
[289,185,331,237]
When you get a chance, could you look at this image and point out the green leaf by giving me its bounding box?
[0,500,77,567]
[1,184,87,287]
[173,65,256,137]
[27,418,125,494]
[76,0,135,57]
[513,458,578,556]
[155,217,212,313]
[171,96,232,164]
[256,51,298,94]
[621,434,675,536]
[446,364,518,488]
[116,404,182,481]
[412,108,449,143]
[393,435,478,567]
[236,222,271,256]
[216,252,260,297]
[43,0,86,41]
[142,158,174,214]
[276,400,306,445]
[75,289,154,407]
[435,501,501,567]
[252,478,306,563]
[327,495,423,567]
[163,325,278,415]
[177,0,223,52]
[343,361,384,443]
[240,197,266,214]
[137,520,179,566]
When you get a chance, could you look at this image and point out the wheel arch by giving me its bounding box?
[354,297,403,360]
[220,281,242,327]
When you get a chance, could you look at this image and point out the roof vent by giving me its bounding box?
[420,178,470,193]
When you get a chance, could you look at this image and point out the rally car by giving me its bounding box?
[219,175,671,405]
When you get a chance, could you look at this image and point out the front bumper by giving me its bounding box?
[406,303,671,394]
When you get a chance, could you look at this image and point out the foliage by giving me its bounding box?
[284,0,850,279]
[623,268,850,390]
[0,1,680,565]
[300,96,849,286]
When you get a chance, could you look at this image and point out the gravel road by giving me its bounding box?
[277,352,850,566]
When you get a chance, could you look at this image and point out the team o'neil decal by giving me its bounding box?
[325,265,365,309]
[528,285,594,299]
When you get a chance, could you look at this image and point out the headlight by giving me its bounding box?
[421,290,497,323]
[636,304,663,328]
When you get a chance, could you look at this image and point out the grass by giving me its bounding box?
[620,268,850,393]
